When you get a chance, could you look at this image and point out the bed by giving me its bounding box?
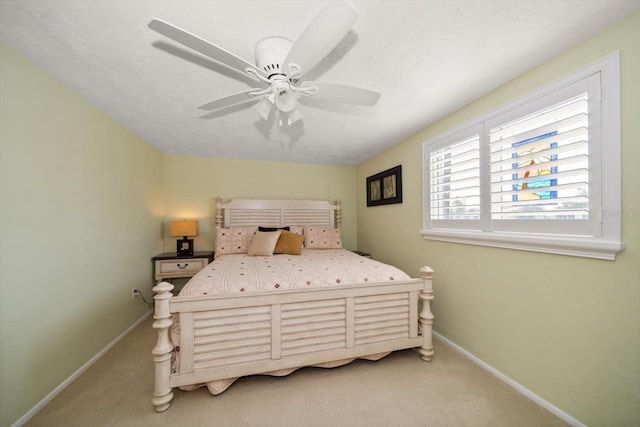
[151,198,434,412]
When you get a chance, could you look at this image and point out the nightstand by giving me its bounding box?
[351,250,372,259]
[152,251,214,283]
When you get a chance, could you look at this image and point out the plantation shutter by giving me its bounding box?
[486,75,600,236]
[427,130,481,230]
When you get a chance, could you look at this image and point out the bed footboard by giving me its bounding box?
[152,267,435,412]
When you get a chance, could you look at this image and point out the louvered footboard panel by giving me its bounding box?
[355,293,411,345]
[191,306,272,370]
[281,299,347,357]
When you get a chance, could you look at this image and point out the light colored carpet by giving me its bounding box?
[25,315,568,427]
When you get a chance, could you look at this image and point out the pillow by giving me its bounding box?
[304,225,343,249]
[288,225,304,235]
[248,231,282,256]
[215,226,258,256]
[274,230,306,255]
[258,226,290,232]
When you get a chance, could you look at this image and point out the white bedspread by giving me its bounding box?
[179,248,411,296]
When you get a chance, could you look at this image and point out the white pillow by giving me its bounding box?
[248,231,282,256]
[288,225,304,235]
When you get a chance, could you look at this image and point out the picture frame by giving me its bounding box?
[366,165,402,207]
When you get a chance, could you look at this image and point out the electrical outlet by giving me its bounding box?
[131,288,139,300]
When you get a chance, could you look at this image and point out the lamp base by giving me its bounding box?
[176,238,194,256]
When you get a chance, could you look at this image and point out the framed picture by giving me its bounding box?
[366,165,402,206]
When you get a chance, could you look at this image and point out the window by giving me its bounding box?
[422,52,624,260]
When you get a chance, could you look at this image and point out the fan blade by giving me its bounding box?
[301,81,380,106]
[198,89,259,111]
[149,19,264,77]
[283,1,358,78]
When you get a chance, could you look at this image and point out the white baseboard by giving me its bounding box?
[433,331,586,427]
[12,310,153,427]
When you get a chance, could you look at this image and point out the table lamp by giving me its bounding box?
[170,220,198,256]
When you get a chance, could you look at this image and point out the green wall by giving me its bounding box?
[356,12,640,427]
[0,44,164,426]
[162,155,357,253]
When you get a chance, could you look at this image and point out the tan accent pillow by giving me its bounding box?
[248,231,282,256]
[274,230,306,255]
[304,225,343,249]
[215,226,258,256]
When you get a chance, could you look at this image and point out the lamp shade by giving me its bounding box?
[170,220,198,237]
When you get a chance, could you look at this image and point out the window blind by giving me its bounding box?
[429,134,480,221]
[488,94,589,222]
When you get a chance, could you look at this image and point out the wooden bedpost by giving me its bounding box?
[418,266,435,361]
[215,197,223,229]
[152,281,175,412]
[334,200,342,229]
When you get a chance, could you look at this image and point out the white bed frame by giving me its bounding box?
[152,198,434,412]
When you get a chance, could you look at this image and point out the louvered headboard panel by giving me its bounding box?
[215,198,341,229]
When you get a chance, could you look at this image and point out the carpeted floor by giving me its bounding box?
[25,315,568,427]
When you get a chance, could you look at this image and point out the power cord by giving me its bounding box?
[133,289,154,307]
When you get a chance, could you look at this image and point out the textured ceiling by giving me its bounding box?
[1,1,638,166]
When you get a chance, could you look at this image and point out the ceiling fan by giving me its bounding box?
[148,0,380,126]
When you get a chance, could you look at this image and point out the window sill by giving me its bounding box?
[420,229,625,260]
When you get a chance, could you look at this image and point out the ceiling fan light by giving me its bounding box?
[275,89,297,113]
[288,108,303,125]
[252,98,272,120]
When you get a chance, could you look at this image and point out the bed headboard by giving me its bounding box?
[215,198,341,229]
